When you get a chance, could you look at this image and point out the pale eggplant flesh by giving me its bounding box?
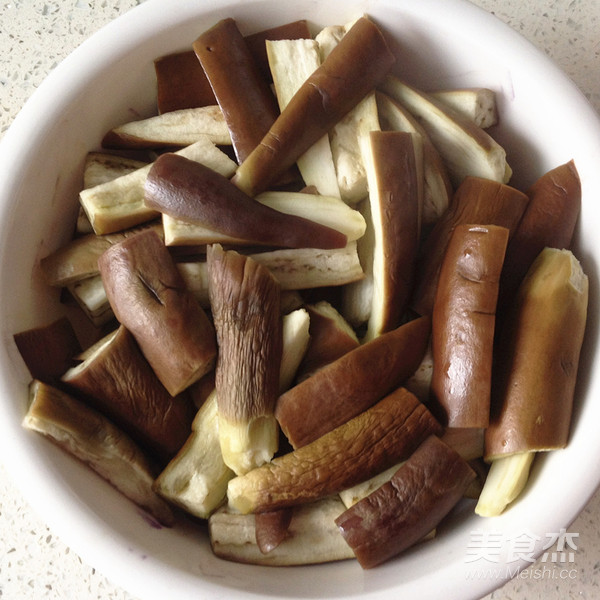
[275,315,431,449]
[231,16,396,197]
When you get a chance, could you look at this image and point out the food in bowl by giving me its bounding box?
[2,1,596,596]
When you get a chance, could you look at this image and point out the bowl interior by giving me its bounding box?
[1,1,600,599]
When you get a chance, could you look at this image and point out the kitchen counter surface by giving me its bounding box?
[1,1,599,598]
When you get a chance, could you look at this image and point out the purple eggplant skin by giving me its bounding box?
[193,18,280,164]
[62,325,195,465]
[14,317,81,384]
[98,228,217,396]
[335,435,476,569]
[144,153,347,250]
[255,508,294,554]
[231,16,396,197]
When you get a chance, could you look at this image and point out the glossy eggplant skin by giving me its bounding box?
[410,176,529,317]
[98,228,217,396]
[366,130,421,337]
[232,16,396,197]
[144,153,347,250]
[498,160,581,312]
[155,21,311,114]
[335,435,476,569]
[154,50,216,113]
[430,224,509,427]
[486,248,588,458]
[62,326,195,465]
[275,316,431,449]
[193,18,280,164]
[244,20,311,83]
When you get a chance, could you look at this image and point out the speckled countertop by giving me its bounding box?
[1,1,599,598]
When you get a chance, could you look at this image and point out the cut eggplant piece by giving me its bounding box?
[207,245,282,476]
[161,190,365,247]
[62,326,195,464]
[154,49,217,113]
[228,387,442,514]
[296,301,359,381]
[101,106,231,149]
[380,75,511,187]
[431,88,498,129]
[475,451,535,517]
[279,308,311,393]
[41,222,163,287]
[499,160,581,312]
[250,243,364,290]
[486,248,588,458]
[341,198,374,327]
[362,130,422,342]
[335,435,475,569]
[210,497,354,565]
[410,176,529,316]
[83,152,149,189]
[193,18,280,164]
[68,275,115,327]
[179,242,364,302]
[145,153,347,250]
[232,17,395,197]
[154,21,311,114]
[153,391,235,519]
[14,317,81,384]
[80,136,237,235]
[98,229,216,397]
[275,316,431,449]
[376,91,452,227]
[24,380,174,526]
[430,224,509,427]
[267,38,340,198]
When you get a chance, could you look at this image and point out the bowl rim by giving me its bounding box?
[1,1,600,599]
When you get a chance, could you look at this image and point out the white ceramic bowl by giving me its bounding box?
[1,1,599,599]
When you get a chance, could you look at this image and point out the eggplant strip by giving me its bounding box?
[98,229,217,397]
[430,224,509,427]
[193,18,280,164]
[144,153,347,250]
[410,176,528,316]
[231,16,395,197]
[62,326,195,464]
[207,245,282,476]
[228,387,442,514]
[498,160,581,312]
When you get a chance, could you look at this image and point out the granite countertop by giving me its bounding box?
[1,1,599,598]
